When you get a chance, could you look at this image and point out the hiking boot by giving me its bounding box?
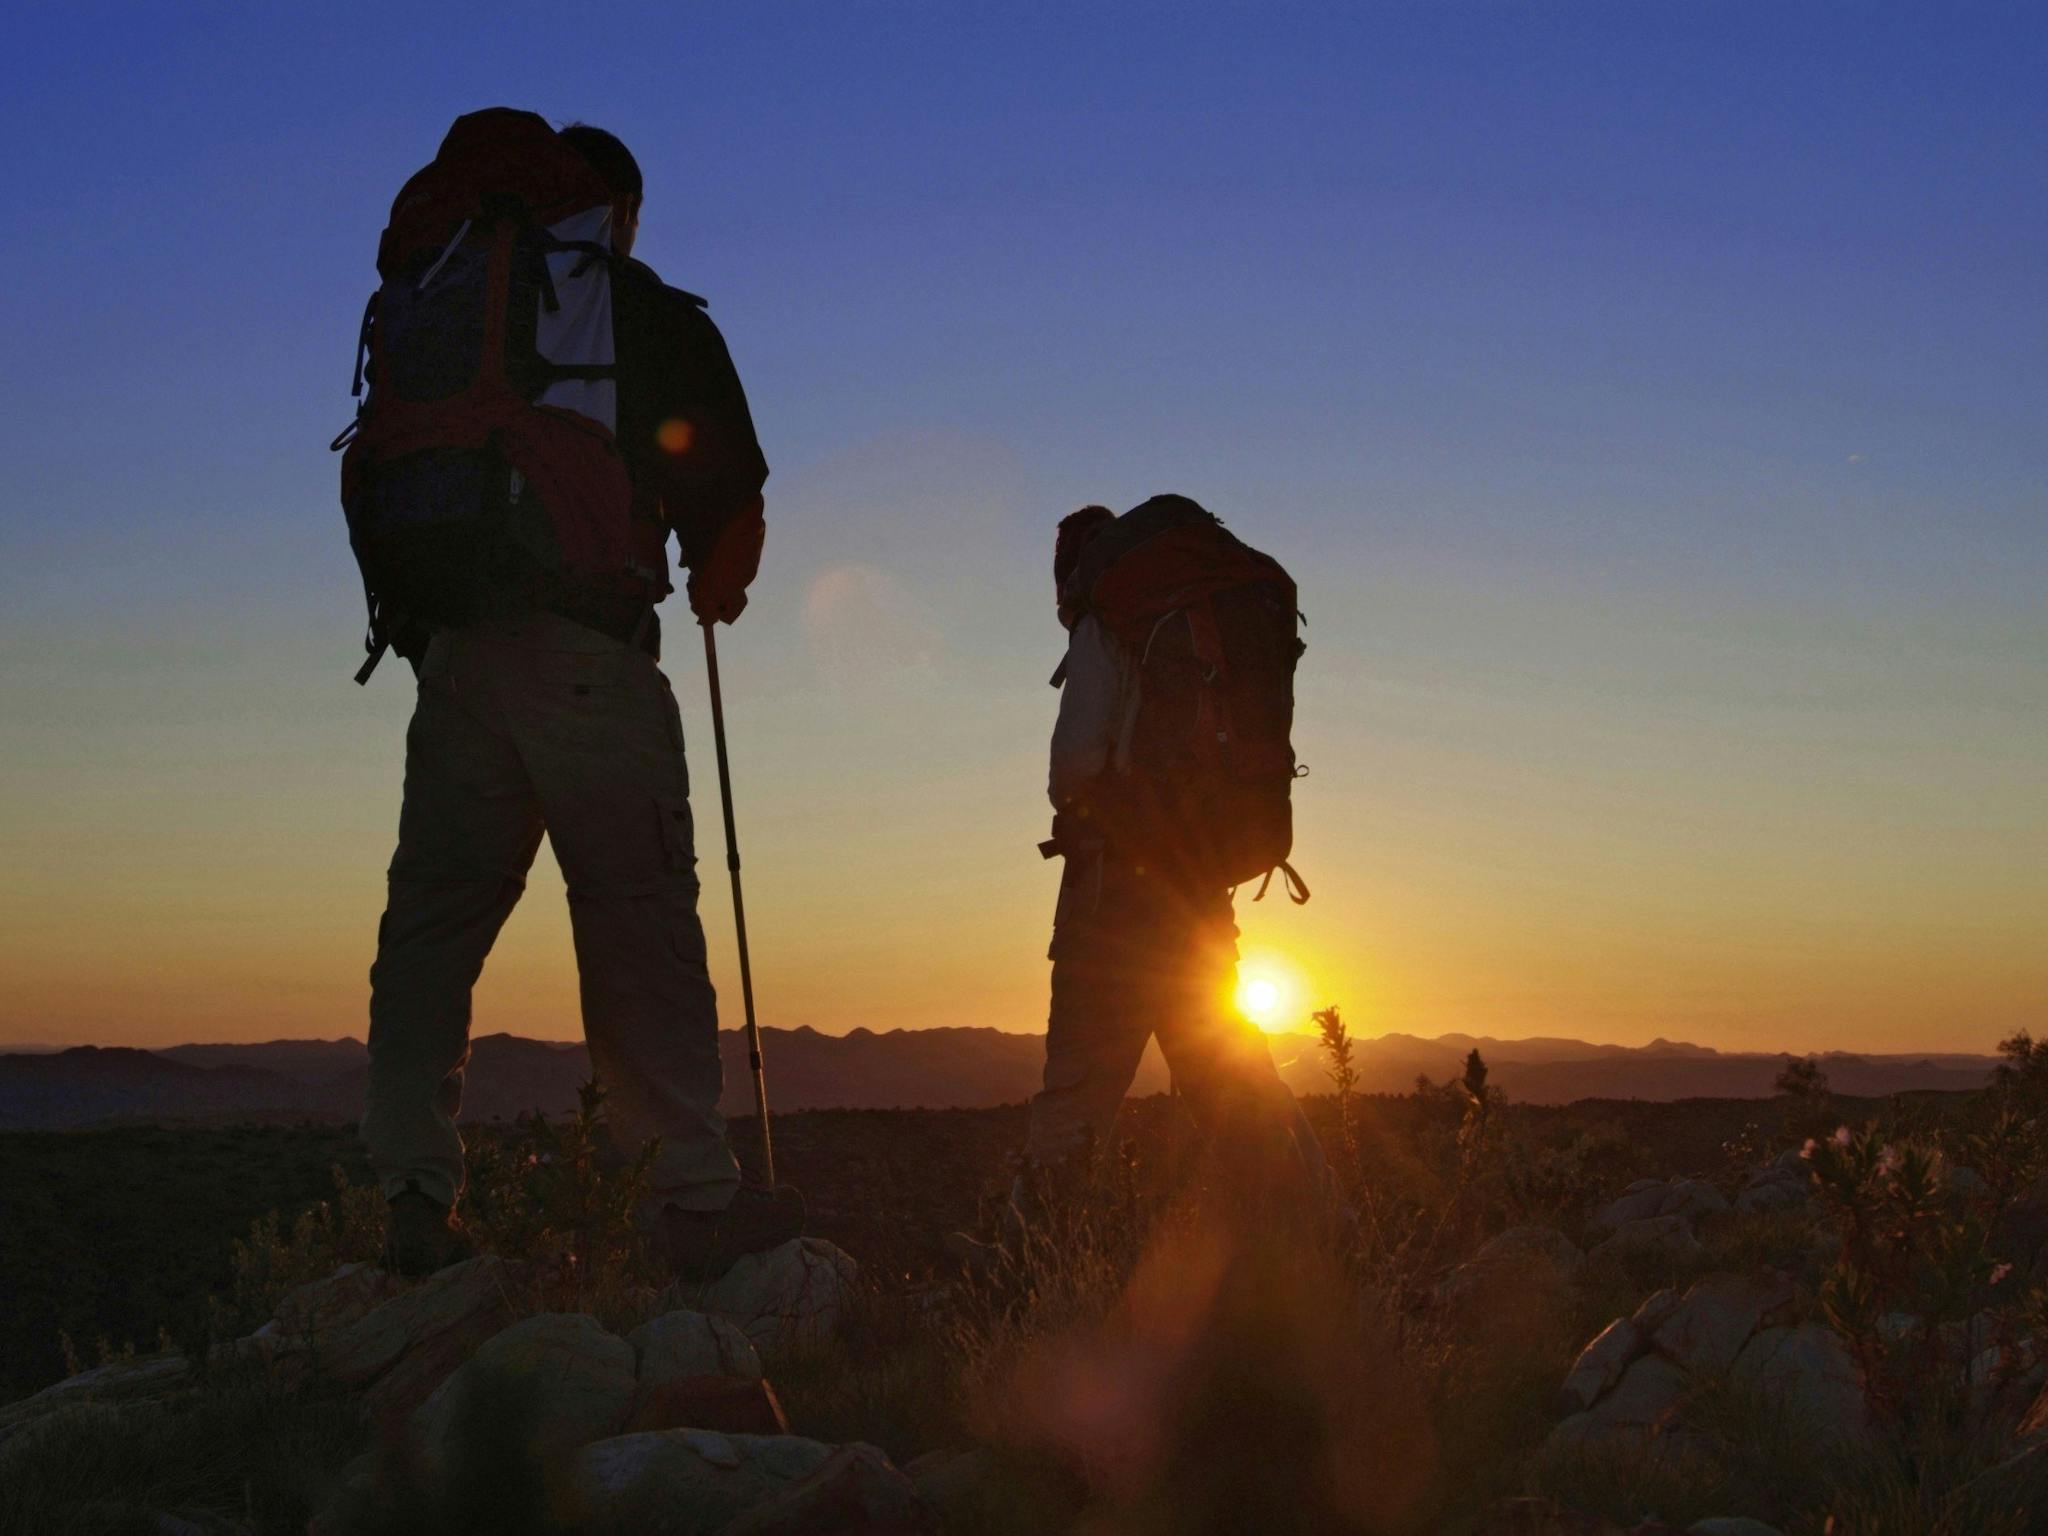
[656,1185,805,1283]
[383,1188,475,1277]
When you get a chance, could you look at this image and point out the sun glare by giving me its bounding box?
[1235,965,1298,1031]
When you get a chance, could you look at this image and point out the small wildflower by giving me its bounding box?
[1991,1263,2014,1287]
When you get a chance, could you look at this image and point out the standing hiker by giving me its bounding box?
[1026,496,1328,1207]
[336,111,800,1277]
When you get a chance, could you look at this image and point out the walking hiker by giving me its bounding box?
[336,110,800,1278]
[1024,496,1329,1209]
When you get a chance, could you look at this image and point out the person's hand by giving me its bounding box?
[688,501,765,626]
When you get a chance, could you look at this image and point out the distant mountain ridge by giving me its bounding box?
[0,1029,2001,1131]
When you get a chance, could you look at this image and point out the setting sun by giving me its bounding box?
[1235,960,1302,1032]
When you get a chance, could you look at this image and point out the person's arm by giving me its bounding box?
[1048,616,1124,813]
[635,281,770,622]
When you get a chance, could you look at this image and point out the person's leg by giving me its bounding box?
[498,619,742,1216]
[363,632,544,1216]
[1151,883,1331,1202]
[1024,854,1162,1175]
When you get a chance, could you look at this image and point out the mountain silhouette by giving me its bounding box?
[0,1029,1999,1131]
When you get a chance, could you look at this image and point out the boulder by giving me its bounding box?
[312,1255,521,1414]
[632,1310,764,1385]
[0,1355,191,1444]
[1549,1354,1688,1453]
[1730,1324,1869,1448]
[1735,1178,1797,1210]
[1436,1226,1584,1313]
[411,1312,637,1481]
[1651,1274,1795,1376]
[1592,1179,1728,1233]
[269,1262,401,1345]
[1665,1179,1730,1221]
[1733,1176,1808,1214]
[711,1442,936,1534]
[570,1429,837,1536]
[1631,1287,1683,1335]
[1588,1214,1703,1264]
[669,1240,858,1353]
[629,1376,792,1436]
[1559,1318,1644,1414]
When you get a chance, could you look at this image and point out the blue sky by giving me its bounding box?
[1,2,2042,1051]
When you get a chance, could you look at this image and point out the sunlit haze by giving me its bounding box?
[1,5,2042,1055]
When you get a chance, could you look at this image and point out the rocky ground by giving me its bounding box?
[7,1083,2048,1533]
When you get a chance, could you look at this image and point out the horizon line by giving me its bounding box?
[0,1025,2014,1061]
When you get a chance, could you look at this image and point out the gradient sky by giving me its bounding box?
[2,3,2042,1055]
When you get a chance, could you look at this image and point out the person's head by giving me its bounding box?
[1053,505,1116,621]
[558,123,642,257]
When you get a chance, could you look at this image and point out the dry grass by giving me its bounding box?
[9,1046,2048,1533]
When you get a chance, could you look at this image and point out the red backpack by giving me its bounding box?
[1061,495,1309,901]
[331,109,666,681]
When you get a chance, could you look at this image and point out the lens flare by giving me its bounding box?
[1236,971,1291,1030]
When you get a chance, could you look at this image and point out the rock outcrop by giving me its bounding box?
[712,1441,938,1534]
[1436,1225,1584,1310]
[282,1252,930,1536]
[261,1255,521,1414]
[664,1238,859,1353]
[1588,1213,1704,1264]
[410,1312,639,1482]
[569,1429,841,1535]
[1591,1178,1729,1233]
[0,1353,192,1446]
[1549,1272,1869,1459]
[633,1309,764,1385]
[1734,1150,1813,1214]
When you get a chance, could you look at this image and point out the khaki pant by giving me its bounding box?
[1025,853,1327,1193]
[361,612,739,1214]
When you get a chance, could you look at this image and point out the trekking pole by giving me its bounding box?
[700,620,775,1187]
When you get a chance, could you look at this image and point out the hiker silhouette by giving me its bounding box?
[1017,497,1330,1223]
[336,110,798,1279]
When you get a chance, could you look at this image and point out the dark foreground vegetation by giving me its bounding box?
[5,1031,2048,1534]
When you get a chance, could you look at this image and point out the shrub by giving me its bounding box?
[461,1078,664,1327]
[224,1163,386,1335]
[1802,1121,2027,1427]
[1774,1054,1835,1144]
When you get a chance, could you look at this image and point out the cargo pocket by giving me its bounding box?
[1047,852,1104,960]
[656,791,698,877]
[658,672,689,760]
[654,792,712,976]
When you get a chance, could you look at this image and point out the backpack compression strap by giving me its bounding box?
[1251,862,1311,905]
